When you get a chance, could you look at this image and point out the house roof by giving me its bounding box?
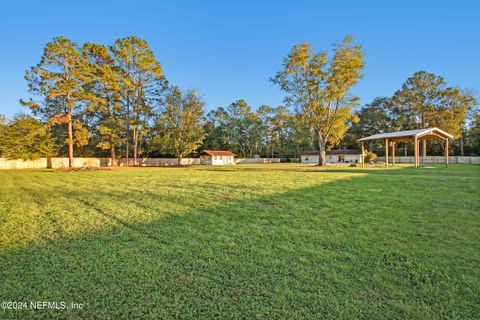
[301,149,361,156]
[199,150,237,156]
[358,127,453,141]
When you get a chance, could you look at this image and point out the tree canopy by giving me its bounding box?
[21,37,92,166]
[150,87,205,162]
[271,36,365,165]
[1,36,478,163]
[0,114,55,160]
[391,71,476,138]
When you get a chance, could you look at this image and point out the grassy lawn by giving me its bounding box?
[0,164,479,319]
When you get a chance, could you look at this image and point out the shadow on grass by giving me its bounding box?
[194,164,478,178]
[0,169,478,319]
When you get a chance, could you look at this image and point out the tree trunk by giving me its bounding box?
[422,139,427,157]
[125,139,129,166]
[318,145,326,166]
[125,98,130,166]
[317,136,327,166]
[404,143,408,156]
[460,134,464,156]
[67,113,74,168]
[110,136,116,167]
[316,131,327,166]
[177,155,182,166]
[133,128,138,166]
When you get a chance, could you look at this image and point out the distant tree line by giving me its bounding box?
[0,36,478,165]
[343,71,478,156]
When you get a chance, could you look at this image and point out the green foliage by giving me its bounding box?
[364,150,377,163]
[205,101,316,158]
[203,108,229,151]
[342,97,393,151]
[0,114,55,159]
[20,36,168,164]
[272,36,365,165]
[20,36,92,166]
[257,105,294,157]
[204,100,261,157]
[204,104,311,157]
[391,71,477,138]
[349,72,478,155]
[17,36,479,162]
[225,100,262,157]
[348,97,392,139]
[81,42,124,160]
[110,36,166,164]
[150,86,205,160]
[463,109,480,155]
[0,165,478,319]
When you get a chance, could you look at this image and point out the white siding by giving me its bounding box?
[301,154,362,164]
[203,155,236,165]
[301,155,320,164]
[200,155,211,165]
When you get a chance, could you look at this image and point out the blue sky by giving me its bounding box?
[0,0,478,118]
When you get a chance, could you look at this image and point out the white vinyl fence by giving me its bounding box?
[119,158,200,166]
[0,157,111,169]
[375,156,480,164]
[0,157,283,169]
[2,156,477,169]
[0,158,48,169]
[235,158,281,164]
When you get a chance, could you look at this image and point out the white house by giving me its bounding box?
[199,150,236,165]
[301,149,363,164]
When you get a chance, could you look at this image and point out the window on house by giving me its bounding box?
[305,157,309,161]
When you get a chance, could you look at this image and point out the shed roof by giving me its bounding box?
[199,150,237,156]
[301,149,361,156]
[358,127,453,141]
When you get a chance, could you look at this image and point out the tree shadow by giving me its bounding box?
[192,164,474,176]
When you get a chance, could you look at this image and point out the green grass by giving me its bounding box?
[0,164,479,319]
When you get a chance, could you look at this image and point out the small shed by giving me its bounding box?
[358,127,453,168]
[199,150,236,165]
[301,149,363,164]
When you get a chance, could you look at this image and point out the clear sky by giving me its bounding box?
[0,0,478,118]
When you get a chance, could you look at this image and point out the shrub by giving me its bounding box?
[364,150,377,163]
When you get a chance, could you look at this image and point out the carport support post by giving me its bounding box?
[414,137,418,168]
[385,138,389,168]
[392,142,396,166]
[445,139,449,168]
[361,141,365,167]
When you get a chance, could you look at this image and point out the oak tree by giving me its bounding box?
[151,87,205,164]
[0,114,55,160]
[272,36,364,165]
[391,71,477,156]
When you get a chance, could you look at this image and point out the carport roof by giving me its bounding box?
[358,127,453,142]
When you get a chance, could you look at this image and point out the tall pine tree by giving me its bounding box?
[21,37,91,167]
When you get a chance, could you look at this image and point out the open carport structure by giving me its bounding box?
[358,128,453,168]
